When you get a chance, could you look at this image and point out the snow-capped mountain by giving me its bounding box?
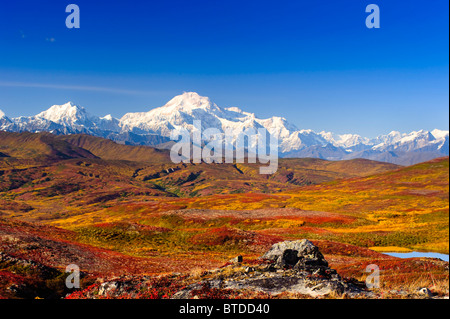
[2,102,123,136]
[35,102,94,127]
[120,92,308,151]
[0,109,11,126]
[0,92,448,165]
[319,131,370,149]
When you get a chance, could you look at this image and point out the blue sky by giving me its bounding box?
[0,0,448,137]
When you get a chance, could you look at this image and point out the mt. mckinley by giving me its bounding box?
[0,92,448,165]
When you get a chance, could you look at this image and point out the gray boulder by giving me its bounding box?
[172,239,368,298]
[261,239,328,269]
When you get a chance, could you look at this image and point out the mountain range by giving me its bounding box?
[0,92,448,165]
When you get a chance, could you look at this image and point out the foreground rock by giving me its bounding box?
[173,239,367,298]
[261,239,329,269]
[65,239,448,299]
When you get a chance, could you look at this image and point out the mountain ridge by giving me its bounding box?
[0,92,448,165]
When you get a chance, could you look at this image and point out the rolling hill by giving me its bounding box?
[0,131,448,299]
[0,132,402,205]
[0,131,97,161]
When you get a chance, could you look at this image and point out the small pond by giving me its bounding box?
[384,251,449,262]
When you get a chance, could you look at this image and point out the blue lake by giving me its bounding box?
[384,251,449,262]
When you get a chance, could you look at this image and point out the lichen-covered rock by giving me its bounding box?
[173,239,368,298]
[261,239,328,269]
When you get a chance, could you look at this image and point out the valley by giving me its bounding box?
[0,132,448,299]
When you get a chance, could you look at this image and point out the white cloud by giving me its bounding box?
[0,81,161,96]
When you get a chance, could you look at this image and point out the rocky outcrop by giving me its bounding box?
[173,239,368,298]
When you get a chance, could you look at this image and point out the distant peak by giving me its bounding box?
[0,109,5,119]
[62,101,84,110]
[161,92,219,112]
[63,101,84,109]
[101,114,113,120]
[63,101,77,107]
[225,106,243,113]
[35,102,91,124]
[181,91,201,98]
[175,92,209,104]
[431,129,449,139]
[42,102,84,113]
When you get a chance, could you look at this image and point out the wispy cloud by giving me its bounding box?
[0,81,160,96]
